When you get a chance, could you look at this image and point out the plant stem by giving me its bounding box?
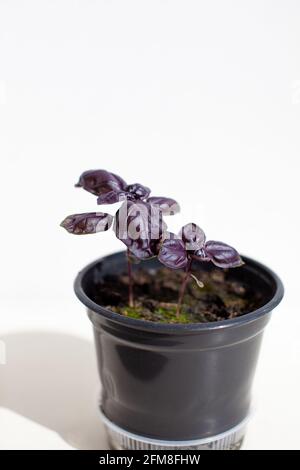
[127,249,134,307]
[176,258,193,317]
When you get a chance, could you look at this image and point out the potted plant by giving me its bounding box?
[61,169,284,450]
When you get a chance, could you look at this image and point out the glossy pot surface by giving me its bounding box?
[74,251,283,440]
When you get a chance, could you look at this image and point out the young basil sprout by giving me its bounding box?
[61,171,244,318]
[158,223,244,316]
[61,170,179,307]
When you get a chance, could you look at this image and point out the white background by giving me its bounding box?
[0,0,299,450]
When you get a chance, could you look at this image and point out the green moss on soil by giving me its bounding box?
[109,304,195,324]
[93,266,264,324]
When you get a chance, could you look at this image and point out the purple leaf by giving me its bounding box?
[126,183,151,200]
[97,190,127,205]
[60,212,113,235]
[125,239,161,260]
[179,223,206,251]
[76,170,153,205]
[149,204,168,241]
[113,201,167,259]
[203,241,244,268]
[158,237,188,269]
[147,197,180,215]
[75,170,127,196]
[193,248,211,262]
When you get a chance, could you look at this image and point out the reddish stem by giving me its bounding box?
[127,249,134,307]
[176,258,193,317]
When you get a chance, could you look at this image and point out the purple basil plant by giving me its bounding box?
[61,170,179,307]
[158,223,244,315]
[61,170,244,317]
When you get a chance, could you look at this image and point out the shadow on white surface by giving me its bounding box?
[0,331,108,449]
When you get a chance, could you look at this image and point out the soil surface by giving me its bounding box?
[92,267,264,324]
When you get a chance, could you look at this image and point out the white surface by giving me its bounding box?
[0,0,299,450]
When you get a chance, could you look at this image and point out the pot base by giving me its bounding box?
[100,409,247,451]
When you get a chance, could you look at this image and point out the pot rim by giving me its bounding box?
[74,251,284,333]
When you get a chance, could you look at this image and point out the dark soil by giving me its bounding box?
[92,267,265,324]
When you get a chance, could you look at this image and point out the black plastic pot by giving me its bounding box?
[74,251,283,450]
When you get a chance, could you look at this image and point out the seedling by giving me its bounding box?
[61,170,243,318]
[158,224,244,315]
[61,170,179,307]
